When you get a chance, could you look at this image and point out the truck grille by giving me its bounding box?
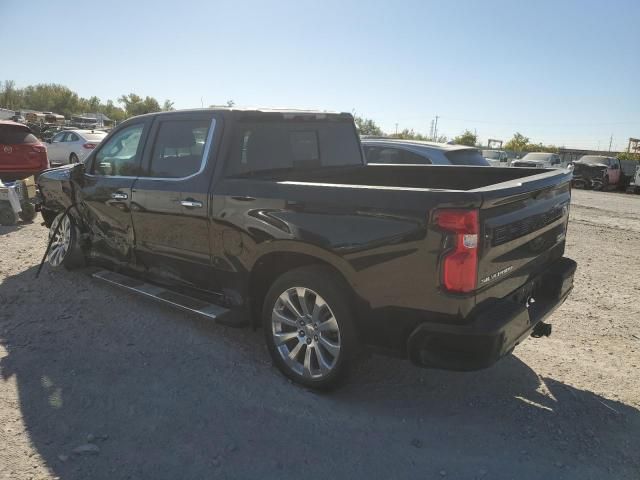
[492,205,566,246]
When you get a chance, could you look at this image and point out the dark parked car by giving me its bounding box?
[37,108,576,389]
[0,121,49,182]
[362,138,490,166]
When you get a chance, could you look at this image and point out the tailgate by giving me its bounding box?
[476,170,572,291]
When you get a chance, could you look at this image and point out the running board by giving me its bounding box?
[92,270,237,324]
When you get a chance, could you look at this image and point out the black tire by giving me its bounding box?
[0,206,16,226]
[262,265,359,390]
[600,176,609,191]
[48,212,86,270]
[18,203,36,223]
[70,153,79,163]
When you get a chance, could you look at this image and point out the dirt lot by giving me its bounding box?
[0,189,639,480]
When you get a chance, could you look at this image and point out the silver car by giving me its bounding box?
[46,129,108,165]
[361,138,490,166]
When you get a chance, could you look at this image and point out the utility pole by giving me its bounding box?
[433,115,439,140]
[608,134,613,152]
[395,123,398,135]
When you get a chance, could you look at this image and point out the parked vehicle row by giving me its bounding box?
[37,108,576,389]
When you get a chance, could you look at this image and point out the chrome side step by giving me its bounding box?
[92,270,231,322]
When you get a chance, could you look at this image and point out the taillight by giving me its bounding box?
[435,209,479,293]
[31,145,47,153]
[83,143,97,149]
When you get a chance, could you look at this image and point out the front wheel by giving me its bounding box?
[262,266,358,390]
[69,153,79,163]
[48,212,85,270]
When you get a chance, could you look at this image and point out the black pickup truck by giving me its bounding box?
[37,108,576,389]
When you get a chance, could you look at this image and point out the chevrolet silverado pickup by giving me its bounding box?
[37,108,576,389]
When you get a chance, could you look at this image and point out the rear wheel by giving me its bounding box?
[69,153,79,163]
[48,212,85,270]
[263,266,358,390]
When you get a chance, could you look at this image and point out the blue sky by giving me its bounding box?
[2,0,639,150]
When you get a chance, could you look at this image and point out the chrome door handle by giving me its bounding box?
[180,200,203,208]
[111,192,128,200]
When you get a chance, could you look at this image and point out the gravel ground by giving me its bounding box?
[0,189,639,480]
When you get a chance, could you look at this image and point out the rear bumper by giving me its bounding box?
[407,257,577,371]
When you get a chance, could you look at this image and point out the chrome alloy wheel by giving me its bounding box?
[271,287,341,379]
[48,215,71,267]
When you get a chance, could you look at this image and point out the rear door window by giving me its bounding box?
[226,120,362,176]
[0,126,38,144]
[146,119,212,178]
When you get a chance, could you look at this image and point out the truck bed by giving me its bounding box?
[254,164,564,192]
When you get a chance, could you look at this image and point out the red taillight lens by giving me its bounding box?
[83,143,97,149]
[435,209,479,293]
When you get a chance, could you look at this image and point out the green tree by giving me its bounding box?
[504,132,530,153]
[162,99,175,111]
[391,128,428,141]
[103,99,126,122]
[617,151,640,162]
[452,129,477,146]
[0,80,22,110]
[21,83,80,117]
[118,93,161,117]
[354,116,383,136]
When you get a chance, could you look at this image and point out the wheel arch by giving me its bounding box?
[248,247,358,329]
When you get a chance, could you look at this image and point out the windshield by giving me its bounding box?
[445,149,490,166]
[521,153,553,162]
[577,155,608,165]
[482,150,501,160]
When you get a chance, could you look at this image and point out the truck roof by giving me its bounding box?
[132,108,353,121]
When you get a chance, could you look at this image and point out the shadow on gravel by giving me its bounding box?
[0,222,33,236]
[1,265,639,480]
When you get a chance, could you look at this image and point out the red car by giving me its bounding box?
[0,121,49,182]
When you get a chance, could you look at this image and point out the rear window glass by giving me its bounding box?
[226,120,362,176]
[83,133,107,142]
[147,119,211,178]
[578,156,607,165]
[0,126,38,144]
[445,149,489,166]
[521,153,553,161]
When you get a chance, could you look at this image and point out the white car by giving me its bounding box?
[46,129,108,165]
[511,152,564,169]
[482,149,510,166]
